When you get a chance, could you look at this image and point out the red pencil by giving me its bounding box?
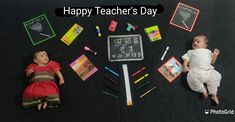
[131,67,146,77]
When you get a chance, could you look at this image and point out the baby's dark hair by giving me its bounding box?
[32,50,45,59]
[193,35,208,44]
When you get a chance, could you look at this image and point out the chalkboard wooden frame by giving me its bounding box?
[170,2,200,32]
[107,34,144,62]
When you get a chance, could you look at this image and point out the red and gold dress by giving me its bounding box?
[22,60,61,108]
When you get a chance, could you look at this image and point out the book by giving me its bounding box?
[70,54,98,81]
[158,57,182,83]
[61,23,84,45]
[144,25,162,42]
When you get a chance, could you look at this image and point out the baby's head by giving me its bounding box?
[192,35,208,49]
[33,50,49,65]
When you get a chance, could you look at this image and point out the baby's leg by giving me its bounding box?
[187,70,208,98]
[207,70,222,104]
[207,82,219,104]
[207,83,219,96]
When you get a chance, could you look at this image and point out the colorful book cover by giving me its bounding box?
[158,57,182,83]
[70,54,98,81]
[61,23,84,45]
[144,25,162,42]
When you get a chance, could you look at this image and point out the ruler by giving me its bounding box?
[122,64,132,106]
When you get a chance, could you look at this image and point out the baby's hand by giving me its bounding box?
[183,67,190,72]
[26,69,34,76]
[59,79,65,85]
[213,48,220,56]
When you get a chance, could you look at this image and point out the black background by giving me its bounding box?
[0,0,235,122]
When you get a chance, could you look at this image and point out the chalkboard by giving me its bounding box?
[107,34,144,62]
[170,2,200,32]
[23,14,56,45]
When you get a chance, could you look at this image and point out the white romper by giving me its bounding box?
[182,48,222,95]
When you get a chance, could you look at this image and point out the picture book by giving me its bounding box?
[158,57,182,83]
[144,25,162,42]
[61,23,84,45]
[70,54,98,81]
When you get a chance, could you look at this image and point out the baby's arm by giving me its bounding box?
[55,70,65,85]
[26,69,34,77]
[211,48,220,64]
[183,60,190,72]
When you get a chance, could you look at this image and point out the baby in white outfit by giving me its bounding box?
[182,35,222,105]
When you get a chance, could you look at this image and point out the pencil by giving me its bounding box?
[104,74,118,85]
[102,91,118,99]
[104,67,119,77]
[134,73,149,84]
[102,84,118,93]
[140,86,156,98]
[136,81,151,90]
[132,67,146,77]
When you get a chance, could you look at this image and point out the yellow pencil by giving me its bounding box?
[134,73,149,84]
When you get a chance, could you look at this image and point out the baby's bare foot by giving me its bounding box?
[43,102,48,109]
[37,103,42,110]
[211,95,219,105]
[202,91,208,99]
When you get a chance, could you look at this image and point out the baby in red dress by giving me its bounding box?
[22,50,65,110]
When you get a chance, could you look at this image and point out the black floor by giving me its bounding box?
[1,0,235,122]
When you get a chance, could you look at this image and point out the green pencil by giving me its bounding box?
[102,91,118,99]
[136,81,151,90]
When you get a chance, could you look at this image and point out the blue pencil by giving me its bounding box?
[104,66,119,77]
